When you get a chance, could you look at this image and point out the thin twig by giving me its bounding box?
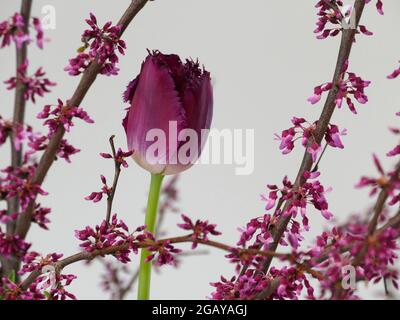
[105,135,121,225]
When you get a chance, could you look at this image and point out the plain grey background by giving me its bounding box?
[1,0,400,299]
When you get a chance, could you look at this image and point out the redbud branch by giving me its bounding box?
[15,0,150,239]
[351,161,400,267]
[105,135,121,225]
[368,162,400,235]
[7,0,33,234]
[262,0,366,273]
[20,235,291,290]
[1,0,33,278]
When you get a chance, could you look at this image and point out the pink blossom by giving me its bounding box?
[85,175,110,203]
[100,148,133,168]
[178,214,221,249]
[145,237,182,266]
[37,99,94,137]
[1,165,48,211]
[263,172,333,245]
[0,227,31,258]
[21,252,63,274]
[0,13,28,48]
[32,17,44,49]
[366,0,384,15]
[0,13,46,49]
[0,116,12,146]
[309,61,370,114]
[314,1,375,40]
[0,277,45,300]
[4,59,56,103]
[210,270,270,300]
[65,13,126,76]
[75,214,140,263]
[31,204,51,230]
[387,64,400,79]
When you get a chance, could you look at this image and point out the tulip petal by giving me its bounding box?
[181,65,213,156]
[123,55,186,174]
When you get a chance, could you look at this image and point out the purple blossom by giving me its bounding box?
[75,214,135,263]
[100,148,133,168]
[1,165,48,211]
[308,61,370,114]
[64,53,92,76]
[356,154,400,205]
[46,274,77,300]
[366,0,384,15]
[31,204,51,230]
[0,13,46,49]
[263,172,333,246]
[4,59,56,103]
[57,139,80,163]
[145,237,182,266]
[210,270,270,300]
[32,17,44,49]
[85,175,110,203]
[275,117,346,161]
[0,210,17,224]
[314,1,374,40]
[64,13,126,76]
[0,227,31,258]
[178,214,221,249]
[21,251,63,274]
[387,65,400,80]
[0,277,45,300]
[0,116,12,146]
[37,99,94,137]
[0,13,29,48]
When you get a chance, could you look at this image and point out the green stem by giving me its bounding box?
[137,173,164,300]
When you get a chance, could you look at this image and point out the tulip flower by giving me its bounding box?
[122,50,213,300]
[123,50,213,175]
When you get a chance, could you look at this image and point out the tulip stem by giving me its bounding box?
[137,173,164,300]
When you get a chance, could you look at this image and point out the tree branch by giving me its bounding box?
[2,0,33,278]
[7,0,33,234]
[262,0,366,273]
[20,235,289,290]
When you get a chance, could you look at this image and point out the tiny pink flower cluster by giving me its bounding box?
[1,165,48,211]
[75,214,145,263]
[0,13,44,49]
[178,214,222,249]
[314,0,377,40]
[275,116,346,161]
[308,60,371,114]
[4,59,56,103]
[64,13,126,76]
[37,98,94,137]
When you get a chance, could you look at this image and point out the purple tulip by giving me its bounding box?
[123,50,213,175]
